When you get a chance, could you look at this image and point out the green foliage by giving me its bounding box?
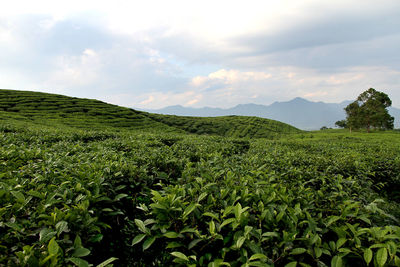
[344,88,394,132]
[147,114,300,138]
[0,89,300,138]
[130,136,400,265]
[0,90,400,266]
[335,120,347,129]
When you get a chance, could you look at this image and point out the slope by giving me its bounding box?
[0,89,181,133]
[147,113,300,138]
[0,89,301,138]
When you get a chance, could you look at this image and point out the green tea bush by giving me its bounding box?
[0,121,400,266]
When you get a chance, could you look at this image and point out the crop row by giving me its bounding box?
[0,125,399,266]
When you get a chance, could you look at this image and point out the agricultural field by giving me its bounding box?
[0,90,400,266]
[0,89,299,139]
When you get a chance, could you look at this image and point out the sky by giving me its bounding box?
[1,0,400,109]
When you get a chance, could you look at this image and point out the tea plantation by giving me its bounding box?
[0,90,400,266]
[0,89,299,138]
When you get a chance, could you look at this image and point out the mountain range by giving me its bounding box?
[144,97,400,130]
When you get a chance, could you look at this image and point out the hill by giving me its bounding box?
[145,97,400,130]
[147,113,299,138]
[0,89,300,138]
[0,89,181,133]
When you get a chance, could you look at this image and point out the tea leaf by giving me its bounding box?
[236,236,246,249]
[331,256,343,267]
[290,248,306,255]
[131,234,146,246]
[170,252,189,262]
[198,192,208,202]
[363,248,372,265]
[183,203,197,219]
[72,247,91,257]
[68,257,89,267]
[74,235,82,248]
[164,232,180,238]
[56,221,68,236]
[135,219,148,234]
[220,218,236,229]
[114,193,128,201]
[336,238,346,249]
[40,228,57,243]
[188,239,203,250]
[375,248,387,267]
[209,220,216,234]
[249,254,267,261]
[48,237,60,255]
[96,257,118,267]
[326,216,340,227]
[11,191,25,202]
[143,236,156,251]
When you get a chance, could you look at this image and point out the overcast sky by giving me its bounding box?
[1,0,399,108]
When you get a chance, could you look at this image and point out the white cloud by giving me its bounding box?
[6,0,397,44]
[0,24,14,43]
[139,95,155,105]
[42,48,102,90]
[105,90,203,109]
[125,66,400,108]
[191,69,272,88]
[0,0,399,109]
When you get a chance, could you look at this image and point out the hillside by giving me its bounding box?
[0,89,178,132]
[145,98,400,130]
[147,113,299,138]
[0,89,300,138]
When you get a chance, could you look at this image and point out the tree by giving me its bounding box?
[335,120,347,128]
[344,101,362,132]
[344,88,394,132]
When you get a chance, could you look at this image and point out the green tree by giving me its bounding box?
[344,102,362,132]
[345,88,394,132]
[335,120,347,128]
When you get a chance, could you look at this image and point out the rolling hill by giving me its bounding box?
[0,89,300,138]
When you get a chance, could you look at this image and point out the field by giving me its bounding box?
[1,90,400,266]
[0,89,299,139]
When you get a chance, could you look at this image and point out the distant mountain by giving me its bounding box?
[390,107,400,128]
[144,98,400,130]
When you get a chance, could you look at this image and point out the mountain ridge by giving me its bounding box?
[143,98,400,130]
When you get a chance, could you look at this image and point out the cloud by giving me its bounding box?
[0,14,188,98]
[139,95,155,105]
[0,1,399,110]
[130,0,400,71]
[42,48,102,90]
[234,7,400,54]
[191,69,272,89]
[227,32,400,71]
[118,66,400,109]
[107,90,204,109]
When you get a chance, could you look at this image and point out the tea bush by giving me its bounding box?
[1,123,400,266]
